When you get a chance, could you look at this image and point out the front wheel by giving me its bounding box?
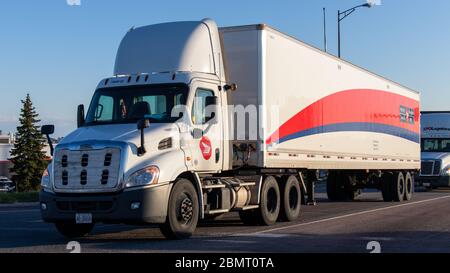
[159,179,199,240]
[55,222,94,239]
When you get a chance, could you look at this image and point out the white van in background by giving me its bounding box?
[417,112,450,189]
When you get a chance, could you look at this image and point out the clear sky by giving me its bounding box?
[1,0,449,137]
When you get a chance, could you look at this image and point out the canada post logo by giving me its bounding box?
[199,136,212,160]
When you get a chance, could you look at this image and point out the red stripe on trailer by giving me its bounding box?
[266,89,420,145]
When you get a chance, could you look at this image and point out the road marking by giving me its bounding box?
[204,239,256,244]
[246,194,450,235]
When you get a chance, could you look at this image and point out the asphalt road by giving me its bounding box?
[1,187,450,253]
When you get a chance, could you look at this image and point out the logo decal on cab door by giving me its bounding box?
[199,136,212,160]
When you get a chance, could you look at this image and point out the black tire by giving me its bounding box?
[55,222,94,239]
[404,172,413,201]
[159,178,199,240]
[254,176,280,225]
[279,175,301,222]
[392,172,406,202]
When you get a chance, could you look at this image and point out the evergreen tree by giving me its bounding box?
[9,94,47,192]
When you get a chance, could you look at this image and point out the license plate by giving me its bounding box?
[75,213,92,224]
[423,183,431,187]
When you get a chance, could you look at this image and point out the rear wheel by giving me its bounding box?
[55,222,94,239]
[245,176,280,226]
[279,175,301,222]
[159,178,199,240]
[404,172,413,201]
[392,172,406,202]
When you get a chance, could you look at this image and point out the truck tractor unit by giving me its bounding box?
[39,19,420,239]
[417,111,450,189]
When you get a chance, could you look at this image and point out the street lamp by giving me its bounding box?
[338,1,376,58]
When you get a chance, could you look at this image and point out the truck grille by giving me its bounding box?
[420,160,441,176]
[54,148,121,191]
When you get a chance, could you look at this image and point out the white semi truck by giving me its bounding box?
[39,19,420,239]
[416,112,450,189]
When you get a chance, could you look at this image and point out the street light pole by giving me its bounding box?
[337,3,374,58]
[338,9,341,58]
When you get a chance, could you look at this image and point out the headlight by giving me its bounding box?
[125,166,160,188]
[41,168,51,190]
[441,165,450,176]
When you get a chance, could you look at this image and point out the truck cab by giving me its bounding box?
[417,112,450,189]
[40,19,237,239]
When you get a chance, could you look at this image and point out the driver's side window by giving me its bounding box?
[95,95,114,122]
[192,88,214,125]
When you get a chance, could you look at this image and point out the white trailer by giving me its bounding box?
[39,19,420,239]
[416,112,450,188]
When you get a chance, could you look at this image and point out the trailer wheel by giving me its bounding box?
[159,178,199,240]
[55,222,94,239]
[392,172,406,202]
[254,176,280,225]
[279,175,301,222]
[404,172,413,201]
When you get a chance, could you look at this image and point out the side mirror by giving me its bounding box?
[41,125,55,156]
[137,119,149,130]
[223,83,237,91]
[41,125,55,135]
[77,104,85,128]
[192,128,203,139]
[137,119,149,156]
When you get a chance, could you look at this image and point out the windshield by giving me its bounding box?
[85,84,188,126]
[421,138,450,152]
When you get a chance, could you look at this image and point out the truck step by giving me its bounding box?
[206,209,230,215]
[202,184,226,189]
[234,205,259,211]
[232,182,255,187]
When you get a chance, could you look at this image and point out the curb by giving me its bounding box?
[0,202,39,208]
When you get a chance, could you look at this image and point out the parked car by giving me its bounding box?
[0,177,16,193]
